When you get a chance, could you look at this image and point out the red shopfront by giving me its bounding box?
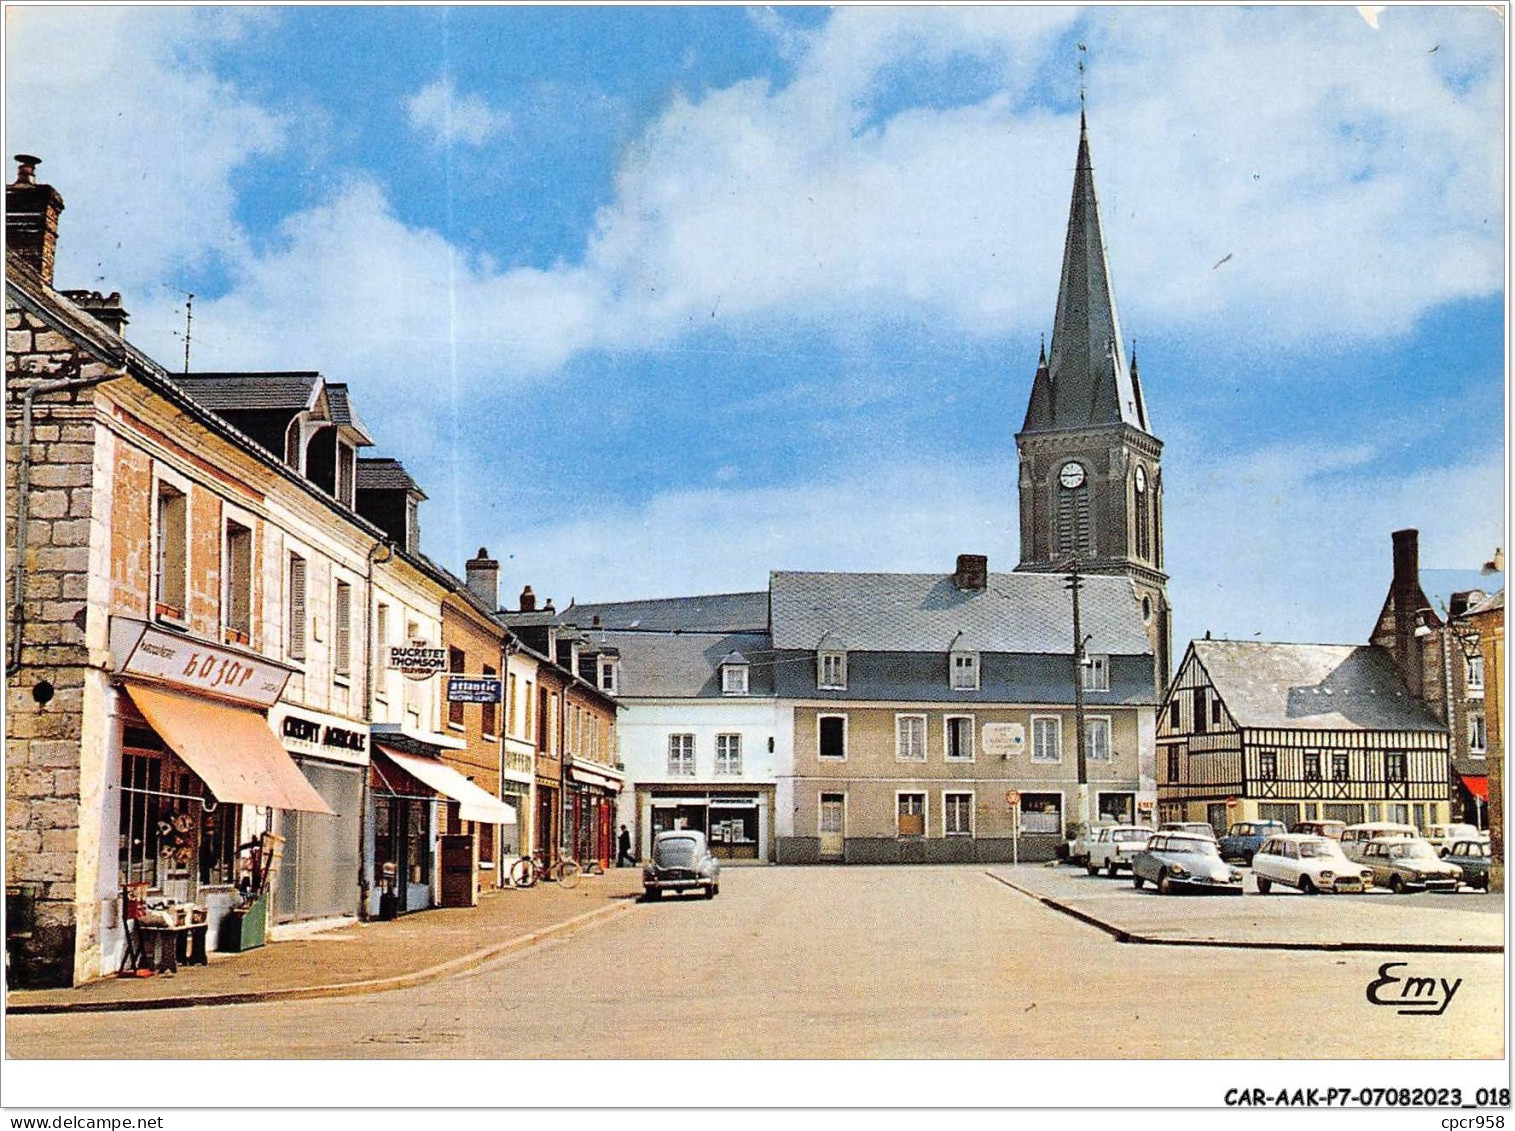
[565,760,622,870]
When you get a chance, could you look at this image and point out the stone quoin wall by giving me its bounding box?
[5,303,114,987]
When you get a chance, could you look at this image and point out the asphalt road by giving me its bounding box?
[6,865,1504,1059]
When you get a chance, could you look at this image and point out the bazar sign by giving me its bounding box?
[981,723,1025,759]
[447,677,503,704]
[388,644,448,677]
[110,618,291,709]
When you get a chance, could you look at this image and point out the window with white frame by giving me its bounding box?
[1031,716,1062,763]
[600,659,618,694]
[897,792,926,838]
[1470,713,1487,754]
[154,480,187,621]
[1086,717,1111,762]
[333,581,352,680]
[944,792,974,836]
[287,554,308,661]
[945,715,974,761]
[950,650,979,691]
[222,518,253,645]
[721,663,749,695]
[896,714,927,762]
[668,733,695,776]
[335,441,356,507]
[1467,654,1485,692]
[818,714,847,760]
[715,733,742,776]
[818,651,847,690]
[1082,654,1109,692]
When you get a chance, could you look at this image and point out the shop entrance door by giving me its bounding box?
[276,760,361,924]
[819,794,845,860]
[439,834,476,907]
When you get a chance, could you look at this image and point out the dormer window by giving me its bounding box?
[720,651,750,696]
[950,650,979,691]
[599,658,619,694]
[1083,654,1110,692]
[335,440,356,507]
[818,651,847,691]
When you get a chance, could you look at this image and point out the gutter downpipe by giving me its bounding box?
[9,372,120,677]
[358,538,395,919]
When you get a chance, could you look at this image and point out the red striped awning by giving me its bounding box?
[1461,774,1489,801]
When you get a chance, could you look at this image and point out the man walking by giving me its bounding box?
[616,823,634,867]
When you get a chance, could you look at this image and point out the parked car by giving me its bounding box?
[642,830,720,900]
[1292,819,1346,840]
[1340,822,1421,863]
[1068,822,1118,867]
[1359,837,1462,893]
[1444,839,1492,890]
[1132,833,1244,895]
[1086,825,1154,876]
[1423,823,1486,855]
[1217,819,1288,864]
[1160,821,1218,841]
[1251,834,1373,894]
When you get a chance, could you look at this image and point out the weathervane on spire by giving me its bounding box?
[1077,41,1087,111]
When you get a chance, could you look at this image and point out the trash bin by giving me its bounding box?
[219,891,268,952]
[5,882,40,941]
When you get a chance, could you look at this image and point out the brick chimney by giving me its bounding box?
[7,155,64,287]
[518,585,536,612]
[465,547,499,609]
[1391,528,1424,698]
[953,553,988,591]
[60,290,129,336]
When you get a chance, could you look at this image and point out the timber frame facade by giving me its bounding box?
[1157,641,1451,831]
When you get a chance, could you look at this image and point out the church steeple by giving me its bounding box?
[1022,112,1150,434]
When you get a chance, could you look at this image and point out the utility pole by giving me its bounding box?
[182,293,194,374]
[1066,558,1091,831]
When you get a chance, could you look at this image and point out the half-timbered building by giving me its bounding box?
[1157,639,1451,833]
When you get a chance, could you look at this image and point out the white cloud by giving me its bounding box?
[3,7,284,293]
[406,76,510,147]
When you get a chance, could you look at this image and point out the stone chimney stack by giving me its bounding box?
[518,585,536,612]
[60,290,129,336]
[6,155,64,287]
[465,547,499,609]
[1391,528,1424,698]
[953,553,989,592]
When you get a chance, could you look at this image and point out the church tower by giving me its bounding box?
[1015,111,1171,684]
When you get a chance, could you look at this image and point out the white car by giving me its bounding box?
[1423,823,1487,855]
[1252,834,1373,894]
[1068,822,1118,866]
[1160,821,1218,841]
[1086,825,1154,876]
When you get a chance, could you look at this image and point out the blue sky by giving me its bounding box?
[6,5,1505,654]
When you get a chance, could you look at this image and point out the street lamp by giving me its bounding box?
[1064,559,1095,832]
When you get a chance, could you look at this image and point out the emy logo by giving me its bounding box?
[1365,961,1462,1016]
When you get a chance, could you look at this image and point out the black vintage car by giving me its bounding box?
[643,830,721,900]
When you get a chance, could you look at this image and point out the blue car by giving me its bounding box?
[1218,819,1288,864]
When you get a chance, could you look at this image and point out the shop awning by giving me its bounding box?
[123,682,333,814]
[1461,774,1489,802]
[567,761,623,791]
[375,745,517,824]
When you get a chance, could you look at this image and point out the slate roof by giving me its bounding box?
[1191,640,1444,733]
[559,592,769,633]
[171,372,321,412]
[1022,114,1150,435]
[591,630,776,699]
[769,570,1151,656]
[1466,588,1504,616]
[356,457,426,497]
[324,383,373,444]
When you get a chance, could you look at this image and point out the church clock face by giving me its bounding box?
[1135,465,1147,492]
[1059,462,1086,490]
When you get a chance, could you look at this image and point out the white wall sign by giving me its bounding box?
[388,644,448,677]
[981,723,1026,759]
[110,618,291,708]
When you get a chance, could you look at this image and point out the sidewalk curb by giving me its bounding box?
[5,897,639,1016]
[984,870,1505,955]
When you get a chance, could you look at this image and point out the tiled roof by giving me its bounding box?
[769,570,1151,656]
[1466,588,1504,616]
[559,592,769,633]
[592,630,775,699]
[171,372,320,412]
[356,457,424,497]
[324,383,373,444]
[1420,569,1504,621]
[1191,640,1444,733]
